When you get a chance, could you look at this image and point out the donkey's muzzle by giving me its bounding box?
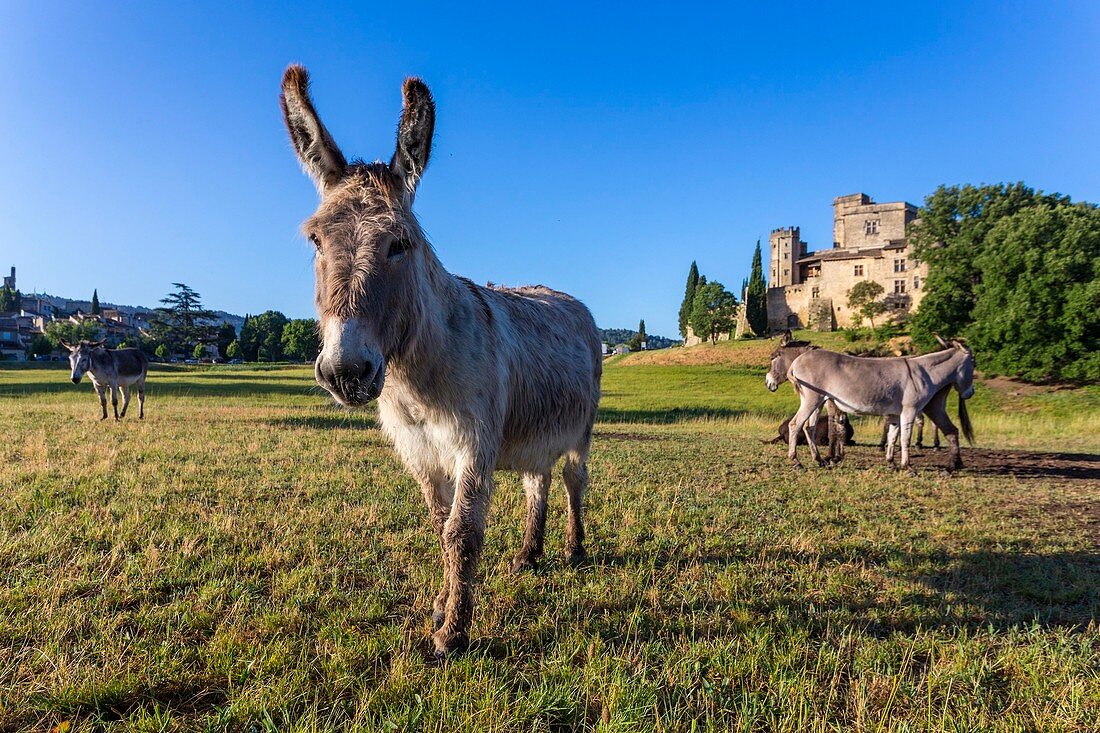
[315,354,385,406]
[71,376,81,384]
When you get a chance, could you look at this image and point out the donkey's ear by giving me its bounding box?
[59,339,73,351]
[280,65,348,193]
[781,329,793,345]
[933,334,950,348]
[90,339,107,348]
[390,77,435,197]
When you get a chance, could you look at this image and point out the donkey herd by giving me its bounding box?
[56,66,979,659]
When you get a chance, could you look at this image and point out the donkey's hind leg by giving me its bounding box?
[884,417,900,466]
[825,400,846,464]
[562,431,592,566]
[137,378,146,419]
[511,471,550,573]
[923,393,961,471]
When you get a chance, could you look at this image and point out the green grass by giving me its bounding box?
[1,354,1098,731]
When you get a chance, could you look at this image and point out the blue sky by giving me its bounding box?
[2,2,1098,337]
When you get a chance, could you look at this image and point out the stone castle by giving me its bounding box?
[766,193,927,330]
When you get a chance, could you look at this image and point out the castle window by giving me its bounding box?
[853,265,864,277]
[913,276,921,290]
[783,252,789,259]
[865,220,879,235]
[894,279,907,294]
[811,287,820,299]
[783,270,789,278]
[894,258,907,273]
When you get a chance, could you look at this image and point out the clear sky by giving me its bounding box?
[2,2,1098,337]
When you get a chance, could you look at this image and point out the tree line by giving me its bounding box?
[677,244,769,344]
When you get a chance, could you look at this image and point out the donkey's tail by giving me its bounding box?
[958,392,975,445]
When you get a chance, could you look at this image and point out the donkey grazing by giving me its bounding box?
[64,339,148,420]
[784,337,975,473]
[280,66,602,658]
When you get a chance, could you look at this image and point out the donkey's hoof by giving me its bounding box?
[565,547,589,568]
[791,460,805,471]
[906,467,918,477]
[509,554,539,574]
[431,629,469,659]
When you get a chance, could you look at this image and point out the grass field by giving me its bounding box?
[2,336,1098,731]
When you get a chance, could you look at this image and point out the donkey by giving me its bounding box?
[63,339,148,420]
[765,331,848,462]
[785,337,975,473]
[280,66,602,658]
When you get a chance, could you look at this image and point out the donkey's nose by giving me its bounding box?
[316,354,373,389]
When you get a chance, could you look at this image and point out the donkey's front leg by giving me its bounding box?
[95,384,108,420]
[109,383,120,421]
[899,411,917,475]
[433,464,494,659]
[413,469,455,631]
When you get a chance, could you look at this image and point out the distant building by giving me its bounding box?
[3,266,15,291]
[767,193,928,330]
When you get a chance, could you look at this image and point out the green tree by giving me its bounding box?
[193,343,206,360]
[746,240,769,336]
[46,320,102,347]
[627,319,647,351]
[155,344,170,361]
[968,203,1100,382]
[678,261,700,339]
[847,280,887,328]
[216,322,237,359]
[282,319,320,362]
[90,289,101,315]
[909,183,1070,348]
[690,280,738,344]
[29,333,54,357]
[226,340,242,360]
[0,285,20,312]
[240,310,288,361]
[152,283,218,353]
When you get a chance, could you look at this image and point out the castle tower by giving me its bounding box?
[769,227,804,287]
[2,267,14,291]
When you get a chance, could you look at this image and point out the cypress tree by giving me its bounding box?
[677,261,700,338]
[91,289,101,315]
[746,240,769,335]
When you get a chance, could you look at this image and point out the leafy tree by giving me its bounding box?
[152,283,218,353]
[240,310,288,361]
[193,343,206,360]
[909,183,1070,349]
[689,280,738,344]
[226,340,242,360]
[967,203,1100,382]
[627,319,647,351]
[46,320,102,347]
[216,322,237,359]
[746,240,769,336]
[678,261,700,339]
[0,285,20,313]
[29,333,54,357]
[847,280,887,328]
[90,289,101,315]
[282,319,320,362]
[155,344,170,361]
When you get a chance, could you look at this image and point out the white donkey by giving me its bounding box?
[280,66,602,658]
[784,337,975,473]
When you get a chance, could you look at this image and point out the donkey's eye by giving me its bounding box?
[308,233,321,251]
[389,238,413,259]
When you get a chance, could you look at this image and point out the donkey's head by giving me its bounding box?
[935,335,975,400]
[281,66,436,407]
[765,330,815,392]
[64,339,106,384]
